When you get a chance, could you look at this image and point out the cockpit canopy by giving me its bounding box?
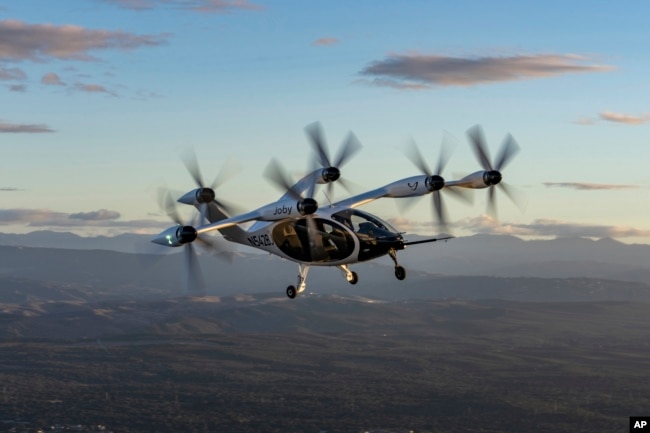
[332,209,403,261]
[331,209,400,238]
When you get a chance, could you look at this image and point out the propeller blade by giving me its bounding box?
[333,132,362,168]
[305,122,331,168]
[305,215,327,262]
[211,156,241,190]
[212,197,240,217]
[263,158,301,200]
[159,188,183,225]
[404,139,432,176]
[494,133,520,172]
[432,191,449,232]
[180,147,206,188]
[395,196,423,214]
[444,185,474,205]
[467,125,493,171]
[435,132,455,175]
[487,186,497,219]
[498,182,527,212]
[306,157,318,199]
[184,243,206,295]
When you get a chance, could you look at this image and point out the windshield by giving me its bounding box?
[332,209,398,235]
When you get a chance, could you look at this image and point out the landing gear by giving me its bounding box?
[338,264,358,285]
[394,265,406,281]
[286,263,310,299]
[389,248,407,281]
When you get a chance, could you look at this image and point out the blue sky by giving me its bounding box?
[1,0,649,243]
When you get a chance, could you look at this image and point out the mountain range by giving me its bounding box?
[1,230,649,284]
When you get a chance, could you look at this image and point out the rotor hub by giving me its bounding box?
[297,198,318,215]
[196,187,216,204]
[176,225,198,244]
[426,174,445,191]
[322,167,341,183]
[483,170,502,186]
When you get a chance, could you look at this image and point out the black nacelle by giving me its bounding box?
[176,225,198,244]
[426,174,445,191]
[322,167,341,183]
[483,170,502,186]
[297,198,318,215]
[196,187,216,204]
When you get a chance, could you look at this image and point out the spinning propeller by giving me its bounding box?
[466,125,523,217]
[158,189,228,295]
[155,149,239,295]
[264,159,327,261]
[305,122,362,198]
[404,133,471,231]
[180,148,239,223]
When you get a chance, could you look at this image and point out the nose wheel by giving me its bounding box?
[389,248,407,281]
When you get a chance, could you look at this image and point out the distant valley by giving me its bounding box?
[2,232,650,432]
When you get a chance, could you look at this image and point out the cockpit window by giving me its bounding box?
[332,209,398,234]
[272,218,355,263]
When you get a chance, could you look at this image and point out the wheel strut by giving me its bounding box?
[286,264,310,299]
[389,248,406,281]
[338,264,358,285]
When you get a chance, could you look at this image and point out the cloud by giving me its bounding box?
[0,19,168,62]
[0,67,26,80]
[359,53,614,89]
[0,209,68,224]
[0,119,54,133]
[599,111,650,125]
[386,216,434,233]
[69,209,121,221]
[103,0,153,9]
[74,82,117,96]
[312,37,339,47]
[41,72,65,86]
[457,215,650,239]
[102,0,262,13]
[0,207,165,229]
[544,182,640,191]
[0,187,20,191]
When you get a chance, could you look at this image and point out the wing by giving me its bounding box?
[331,186,389,209]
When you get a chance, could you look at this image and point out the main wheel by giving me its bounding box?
[347,271,359,285]
[394,265,406,281]
[286,285,297,299]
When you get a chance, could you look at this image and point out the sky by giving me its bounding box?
[1,0,649,244]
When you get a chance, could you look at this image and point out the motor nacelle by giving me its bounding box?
[151,225,197,247]
[383,175,437,198]
[321,167,341,183]
[425,174,445,192]
[297,197,318,215]
[455,170,502,189]
[177,188,215,205]
[256,198,318,221]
